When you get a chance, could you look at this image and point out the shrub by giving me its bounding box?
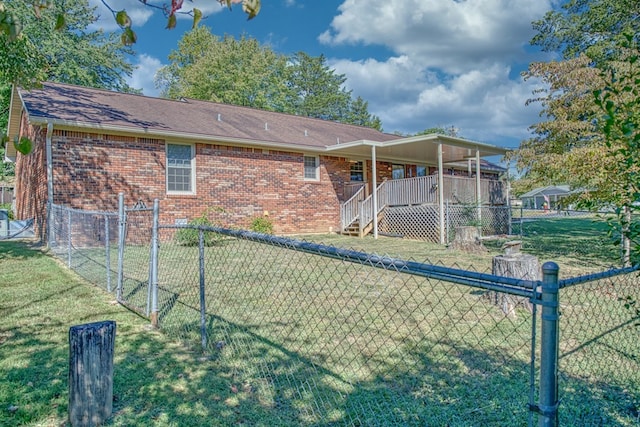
[0,203,13,220]
[250,216,273,234]
[175,208,224,247]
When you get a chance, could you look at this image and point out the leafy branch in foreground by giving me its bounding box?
[0,0,261,46]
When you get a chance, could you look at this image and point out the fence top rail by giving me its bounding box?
[559,264,639,289]
[51,203,118,217]
[159,223,539,295]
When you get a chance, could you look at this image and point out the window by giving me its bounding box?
[416,165,427,177]
[166,143,195,193]
[392,164,405,180]
[304,155,319,181]
[350,161,364,181]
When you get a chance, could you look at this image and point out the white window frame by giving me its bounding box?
[166,142,196,194]
[350,160,365,182]
[303,155,320,181]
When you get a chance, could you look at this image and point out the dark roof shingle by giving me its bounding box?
[19,82,400,150]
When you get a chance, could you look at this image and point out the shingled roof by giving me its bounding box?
[11,81,400,150]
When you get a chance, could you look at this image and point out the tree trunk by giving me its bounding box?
[489,252,539,318]
[69,321,116,427]
[449,226,487,253]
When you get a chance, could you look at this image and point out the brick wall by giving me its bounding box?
[39,130,350,235]
[14,116,47,239]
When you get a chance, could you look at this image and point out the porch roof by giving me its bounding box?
[323,134,508,164]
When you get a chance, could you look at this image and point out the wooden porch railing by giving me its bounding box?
[340,175,506,234]
[340,185,366,231]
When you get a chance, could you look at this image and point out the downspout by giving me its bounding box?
[438,143,445,244]
[46,121,54,246]
[371,145,378,239]
[475,149,481,229]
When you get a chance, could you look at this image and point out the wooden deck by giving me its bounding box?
[340,175,507,237]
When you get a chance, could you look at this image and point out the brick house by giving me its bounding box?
[5,82,508,242]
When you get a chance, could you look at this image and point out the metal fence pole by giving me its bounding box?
[198,228,207,351]
[104,214,111,293]
[446,199,450,244]
[116,193,125,301]
[538,262,560,426]
[150,199,159,328]
[67,208,72,268]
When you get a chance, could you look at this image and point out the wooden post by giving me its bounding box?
[69,321,116,427]
[490,241,538,317]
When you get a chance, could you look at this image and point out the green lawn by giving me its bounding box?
[1,215,638,426]
[0,241,296,426]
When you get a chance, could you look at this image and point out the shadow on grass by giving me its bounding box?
[0,240,47,260]
[153,304,640,426]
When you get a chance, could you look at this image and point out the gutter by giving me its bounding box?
[46,121,53,246]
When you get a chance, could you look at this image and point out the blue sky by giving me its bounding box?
[90,0,557,151]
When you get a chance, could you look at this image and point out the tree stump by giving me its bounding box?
[69,321,116,427]
[448,226,487,253]
[489,243,538,318]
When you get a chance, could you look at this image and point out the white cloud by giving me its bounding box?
[321,0,551,74]
[126,54,164,97]
[322,0,552,147]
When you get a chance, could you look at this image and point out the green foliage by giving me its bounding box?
[175,208,224,247]
[618,296,640,327]
[530,0,640,64]
[0,203,12,219]
[155,29,382,130]
[249,216,273,234]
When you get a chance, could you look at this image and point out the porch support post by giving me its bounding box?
[438,143,445,244]
[371,144,379,239]
[475,149,482,226]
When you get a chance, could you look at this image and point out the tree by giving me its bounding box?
[511,0,640,264]
[1,0,261,46]
[157,30,383,129]
[593,36,640,265]
[287,52,351,122]
[0,0,135,155]
[156,28,291,111]
[531,0,640,64]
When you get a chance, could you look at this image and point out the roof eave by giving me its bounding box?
[24,116,333,154]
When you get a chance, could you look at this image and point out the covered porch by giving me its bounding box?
[326,134,509,243]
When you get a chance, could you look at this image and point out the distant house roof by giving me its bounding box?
[6,82,509,163]
[520,185,574,199]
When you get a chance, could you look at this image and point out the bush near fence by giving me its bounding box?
[47,200,640,426]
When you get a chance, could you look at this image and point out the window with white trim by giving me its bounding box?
[350,161,364,181]
[392,164,405,180]
[166,143,195,193]
[303,155,319,181]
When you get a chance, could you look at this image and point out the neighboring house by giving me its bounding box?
[519,185,575,210]
[5,82,508,242]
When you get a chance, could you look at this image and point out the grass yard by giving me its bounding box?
[1,214,637,426]
[0,241,305,426]
[297,215,623,276]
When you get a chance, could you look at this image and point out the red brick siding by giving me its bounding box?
[27,130,350,235]
[14,116,47,239]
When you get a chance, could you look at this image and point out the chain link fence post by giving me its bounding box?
[538,261,560,426]
[67,208,72,268]
[198,228,207,351]
[116,193,125,301]
[150,199,160,328]
[104,214,111,293]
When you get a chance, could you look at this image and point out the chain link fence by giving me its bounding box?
[49,201,153,316]
[47,198,640,425]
